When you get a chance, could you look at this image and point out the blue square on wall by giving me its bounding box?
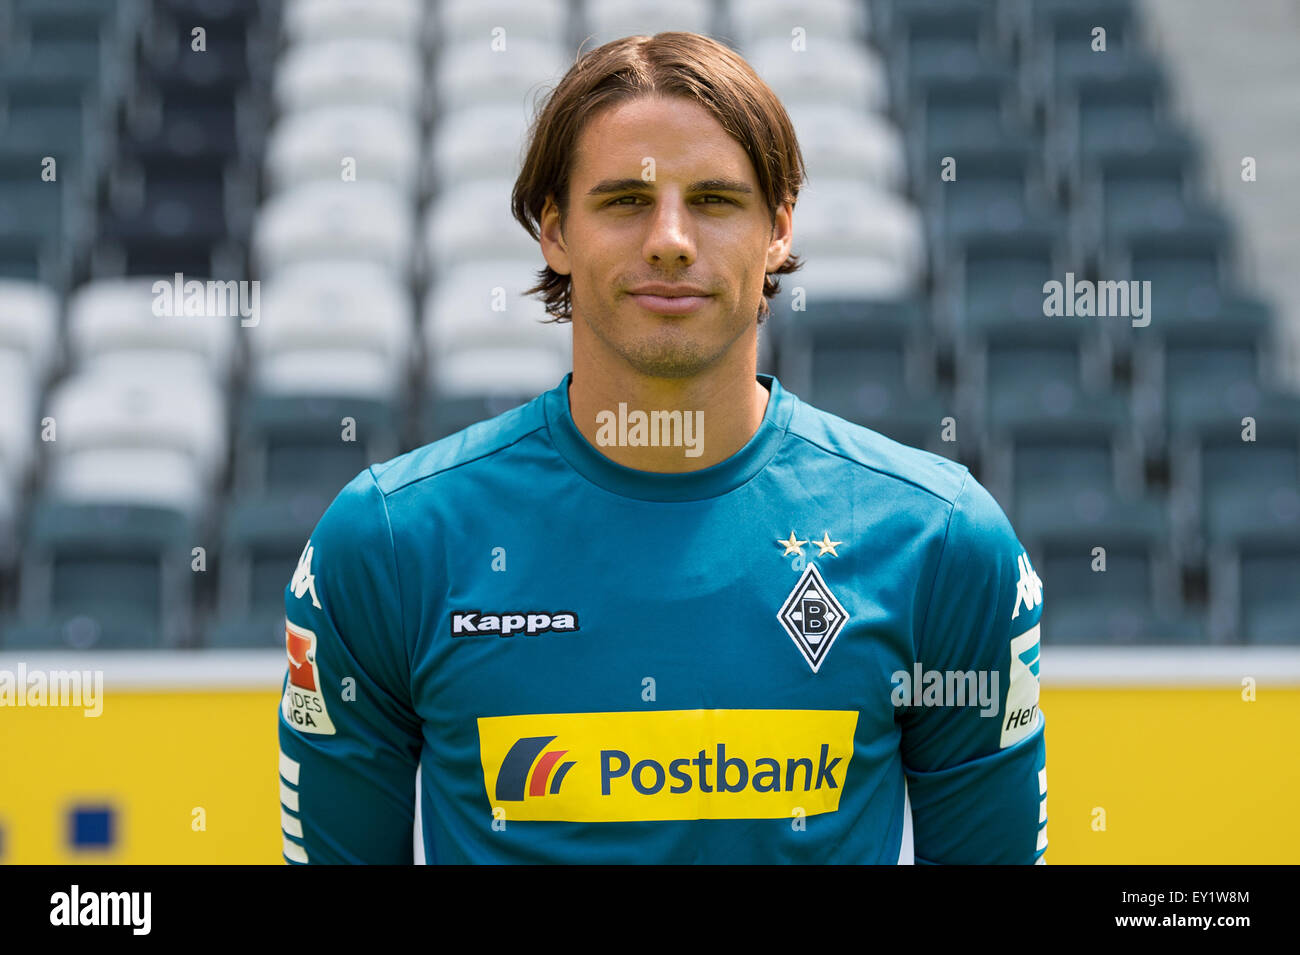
[70,805,115,849]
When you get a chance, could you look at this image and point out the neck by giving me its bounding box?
[568,349,771,474]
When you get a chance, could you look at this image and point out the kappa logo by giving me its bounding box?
[1011,551,1043,620]
[450,610,579,637]
[777,563,849,673]
[291,540,321,609]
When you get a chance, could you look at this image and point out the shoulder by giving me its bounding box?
[784,396,971,510]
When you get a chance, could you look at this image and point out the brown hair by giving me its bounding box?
[511,31,806,325]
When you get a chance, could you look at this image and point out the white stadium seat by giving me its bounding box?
[431,38,568,112]
[256,262,413,373]
[423,259,571,362]
[427,105,533,191]
[67,277,237,382]
[283,0,426,46]
[0,279,60,381]
[792,178,927,281]
[265,105,421,197]
[774,255,921,302]
[433,0,568,47]
[43,370,227,488]
[788,103,907,192]
[745,37,890,113]
[422,180,540,277]
[431,346,570,398]
[274,39,423,114]
[579,0,713,46]
[45,447,205,516]
[253,180,416,280]
[723,0,870,50]
[254,349,397,401]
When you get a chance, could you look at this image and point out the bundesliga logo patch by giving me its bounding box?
[282,619,336,735]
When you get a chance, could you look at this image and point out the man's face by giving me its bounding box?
[539,94,793,379]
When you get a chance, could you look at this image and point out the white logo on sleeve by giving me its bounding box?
[1000,624,1041,748]
[1010,551,1042,620]
[292,540,322,609]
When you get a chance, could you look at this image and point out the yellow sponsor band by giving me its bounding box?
[478,708,858,822]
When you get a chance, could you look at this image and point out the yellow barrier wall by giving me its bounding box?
[2,687,1297,863]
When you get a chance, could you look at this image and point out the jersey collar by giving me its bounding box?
[544,371,795,502]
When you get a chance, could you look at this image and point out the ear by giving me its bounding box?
[765,199,794,273]
[539,194,573,276]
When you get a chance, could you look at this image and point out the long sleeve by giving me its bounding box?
[277,466,422,864]
[900,470,1048,864]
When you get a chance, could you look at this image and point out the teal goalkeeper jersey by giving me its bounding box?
[277,372,1048,864]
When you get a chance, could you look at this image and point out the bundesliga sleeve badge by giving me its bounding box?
[282,619,337,735]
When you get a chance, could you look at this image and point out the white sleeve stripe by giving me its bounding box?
[281,809,303,839]
[1039,798,1047,823]
[1036,826,1048,851]
[280,780,299,812]
[279,750,301,785]
[1035,855,1047,864]
[283,835,309,863]
[1038,768,1047,795]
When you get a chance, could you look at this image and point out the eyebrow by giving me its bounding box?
[585,177,755,198]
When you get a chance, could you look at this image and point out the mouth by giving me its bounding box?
[628,293,712,315]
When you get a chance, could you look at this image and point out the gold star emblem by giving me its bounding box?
[814,532,843,557]
[777,531,808,557]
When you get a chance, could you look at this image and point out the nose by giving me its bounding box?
[642,191,696,268]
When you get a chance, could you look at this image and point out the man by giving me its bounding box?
[277,32,1047,864]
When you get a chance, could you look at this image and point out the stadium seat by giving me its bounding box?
[922,140,1059,248]
[66,277,238,383]
[430,39,568,113]
[425,347,569,442]
[889,0,1002,113]
[209,486,335,649]
[1234,542,1300,644]
[906,68,1031,172]
[423,259,570,363]
[791,178,926,285]
[427,105,542,190]
[265,105,421,198]
[744,37,890,113]
[433,0,568,47]
[1198,431,1300,546]
[725,0,869,53]
[43,370,227,494]
[274,38,423,114]
[580,0,712,48]
[2,496,198,650]
[0,278,60,377]
[235,380,403,496]
[258,262,413,377]
[775,298,954,454]
[940,225,1067,340]
[1037,535,1207,645]
[787,103,906,193]
[253,180,416,280]
[283,0,425,46]
[422,181,544,277]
